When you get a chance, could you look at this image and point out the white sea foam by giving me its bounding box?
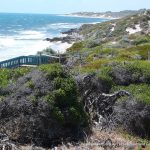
[0,24,76,61]
[0,29,52,61]
[0,30,72,61]
[46,23,82,30]
[21,40,52,55]
[0,38,52,61]
[0,37,16,47]
[16,30,45,40]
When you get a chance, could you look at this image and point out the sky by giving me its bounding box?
[0,0,150,14]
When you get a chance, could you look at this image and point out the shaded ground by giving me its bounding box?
[19,128,150,150]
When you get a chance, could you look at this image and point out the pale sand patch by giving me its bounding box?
[111,27,115,32]
[110,23,116,32]
[126,24,142,35]
[112,41,117,44]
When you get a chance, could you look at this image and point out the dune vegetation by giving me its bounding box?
[0,10,150,149]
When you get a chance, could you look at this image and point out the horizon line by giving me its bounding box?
[0,8,148,15]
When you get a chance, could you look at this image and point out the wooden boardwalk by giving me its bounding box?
[0,55,60,68]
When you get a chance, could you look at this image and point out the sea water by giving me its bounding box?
[0,13,107,61]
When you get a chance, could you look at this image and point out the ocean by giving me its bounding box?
[0,13,107,61]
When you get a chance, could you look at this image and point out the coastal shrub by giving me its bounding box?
[45,93,55,105]
[67,42,84,52]
[111,61,150,85]
[85,54,94,62]
[125,45,150,60]
[83,59,108,70]
[37,48,56,55]
[52,107,65,124]
[0,64,89,145]
[117,50,138,60]
[39,63,65,80]
[29,95,37,106]
[0,69,11,87]
[26,80,35,89]
[0,96,4,101]
[27,95,35,101]
[53,89,66,108]
[138,45,150,60]
[125,61,150,82]
[92,47,116,57]
[68,107,81,126]
[100,48,114,55]
[113,84,150,106]
[41,64,88,127]
[11,67,30,80]
[97,67,113,92]
[0,67,30,87]
[86,40,100,48]
[133,37,150,45]
[78,67,97,74]
[52,77,78,108]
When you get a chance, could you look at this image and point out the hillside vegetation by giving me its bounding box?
[66,10,150,142]
[0,64,88,146]
[0,10,150,149]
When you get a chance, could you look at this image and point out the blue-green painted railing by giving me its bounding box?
[0,55,59,68]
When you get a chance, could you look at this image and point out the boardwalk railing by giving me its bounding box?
[0,55,60,69]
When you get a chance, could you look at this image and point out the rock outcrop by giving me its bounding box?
[45,29,83,44]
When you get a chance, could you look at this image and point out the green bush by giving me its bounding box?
[52,107,65,124]
[0,96,4,101]
[0,67,30,87]
[125,45,150,60]
[79,67,97,74]
[83,59,108,70]
[113,84,150,105]
[67,42,84,52]
[54,77,77,97]
[27,95,38,106]
[117,50,138,60]
[124,61,150,83]
[97,67,114,92]
[134,37,150,45]
[11,68,30,80]
[53,77,78,108]
[85,40,100,48]
[45,93,55,105]
[42,64,88,127]
[68,107,81,125]
[0,69,11,87]
[26,80,35,89]
[53,89,66,107]
[39,63,65,80]
[111,61,150,105]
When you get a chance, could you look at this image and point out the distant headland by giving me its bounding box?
[64,9,146,19]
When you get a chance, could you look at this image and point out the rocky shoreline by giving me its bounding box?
[44,28,83,44]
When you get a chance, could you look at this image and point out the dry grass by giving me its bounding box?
[19,128,150,150]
